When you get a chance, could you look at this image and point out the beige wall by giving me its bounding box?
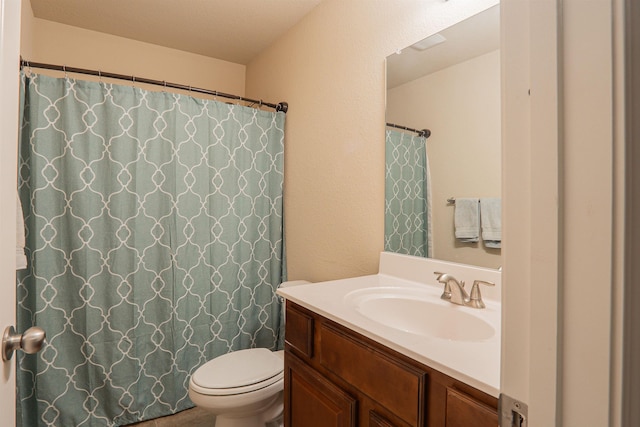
[20,0,245,96]
[386,50,501,269]
[246,0,498,282]
[561,1,617,424]
[501,0,622,425]
[248,0,620,424]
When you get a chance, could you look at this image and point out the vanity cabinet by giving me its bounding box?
[284,301,498,427]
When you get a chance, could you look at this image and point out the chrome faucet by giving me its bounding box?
[434,272,469,305]
[467,280,495,309]
[434,272,495,309]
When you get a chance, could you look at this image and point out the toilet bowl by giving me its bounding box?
[188,280,310,427]
[189,348,285,427]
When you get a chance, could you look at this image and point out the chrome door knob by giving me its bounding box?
[2,325,46,362]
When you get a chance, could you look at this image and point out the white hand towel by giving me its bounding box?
[454,198,480,243]
[480,198,501,249]
[16,193,27,270]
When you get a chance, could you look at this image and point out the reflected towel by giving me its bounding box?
[16,194,27,270]
[454,198,480,243]
[480,198,501,249]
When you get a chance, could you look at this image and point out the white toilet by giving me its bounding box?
[188,280,310,427]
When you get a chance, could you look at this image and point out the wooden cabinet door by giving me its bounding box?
[285,353,357,427]
[369,411,398,427]
[319,323,427,427]
[445,388,499,427]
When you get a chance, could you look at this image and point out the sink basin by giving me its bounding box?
[344,287,495,342]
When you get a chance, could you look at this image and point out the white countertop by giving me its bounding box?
[277,252,501,397]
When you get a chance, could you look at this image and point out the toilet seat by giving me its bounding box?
[190,348,284,396]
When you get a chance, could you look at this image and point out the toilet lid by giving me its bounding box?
[191,348,283,391]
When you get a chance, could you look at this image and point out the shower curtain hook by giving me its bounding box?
[63,65,68,79]
[98,70,102,83]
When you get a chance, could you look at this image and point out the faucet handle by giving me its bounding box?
[433,272,451,300]
[467,280,495,309]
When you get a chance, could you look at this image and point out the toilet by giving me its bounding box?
[188,280,310,427]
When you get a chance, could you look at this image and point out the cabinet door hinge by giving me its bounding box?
[499,393,528,427]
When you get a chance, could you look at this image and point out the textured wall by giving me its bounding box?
[20,0,245,97]
[246,0,498,281]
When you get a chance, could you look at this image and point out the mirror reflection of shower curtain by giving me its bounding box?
[384,129,432,257]
[16,72,285,426]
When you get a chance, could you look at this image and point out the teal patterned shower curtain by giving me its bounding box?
[16,73,285,426]
[384,129,431,257]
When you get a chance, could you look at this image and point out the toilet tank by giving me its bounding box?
[279,280,311,289]
[278,280,311,322]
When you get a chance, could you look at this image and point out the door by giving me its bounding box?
[0,0,23,425]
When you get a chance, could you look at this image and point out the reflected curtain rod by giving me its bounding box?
[20,59,289,113]
[386,122,431,139]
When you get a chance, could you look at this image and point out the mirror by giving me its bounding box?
[385,5,501,269]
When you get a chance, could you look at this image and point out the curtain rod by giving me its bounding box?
[20,59,288,113]
[386,122,431,139]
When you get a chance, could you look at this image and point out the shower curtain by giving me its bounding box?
[384,129,432,257]
[16,72,285,426]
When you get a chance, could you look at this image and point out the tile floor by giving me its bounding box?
[124,407,216,427]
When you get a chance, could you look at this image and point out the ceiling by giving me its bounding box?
[387,5,500,89]
[28,0,323,65]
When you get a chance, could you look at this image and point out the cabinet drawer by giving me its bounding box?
[285,302,314,358]
[445,387,498,427]
[319,323,426,427]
